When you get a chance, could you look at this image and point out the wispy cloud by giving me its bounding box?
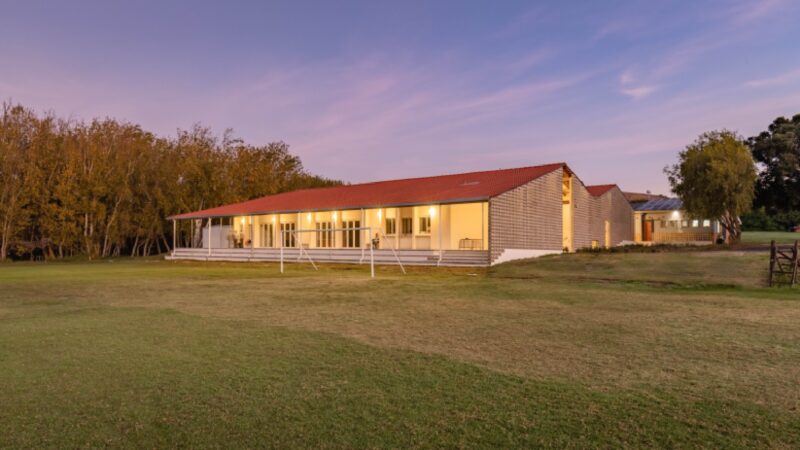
[618,69,659,99]
[620,85,660,99]
[726,0,786,23]
[744,68,800,88]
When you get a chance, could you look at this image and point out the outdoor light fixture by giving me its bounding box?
[332,212,337,221]
[429,206,436,217]
[240,218,245,225]
[307,213,312,222]
[671,210,681,220]
[378,209,382,219]
[271,216,276,223]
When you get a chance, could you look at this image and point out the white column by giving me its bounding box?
[172,219,176,255]
[412,207,418,250]
[361,208,366,248]
[481,202,486,250]
[437,205,442,252]
[207,217,212,257]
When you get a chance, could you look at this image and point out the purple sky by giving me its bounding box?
[2,0,799,194]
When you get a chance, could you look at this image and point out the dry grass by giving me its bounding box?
[1,252,799,447]
[0,252,800,448]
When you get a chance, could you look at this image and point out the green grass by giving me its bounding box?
[742,231,800,245]
[1,254,799,448]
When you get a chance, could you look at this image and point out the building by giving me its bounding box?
[623,191,667,204]
[167,163,634,266]
[632,198,721,244]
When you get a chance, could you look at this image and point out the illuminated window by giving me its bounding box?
[280,223,296,247]
[260,223,274,247]
[342,220,361,248]
[419,216,431,234]
[315,222,333,247]
[703,220,711,227]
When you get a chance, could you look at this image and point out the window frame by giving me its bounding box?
[401,217,413,235]
[419,216,431,234]
[315,221,334,248]
[385,217,396,235]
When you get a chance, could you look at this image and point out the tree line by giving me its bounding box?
[0,103,339,261]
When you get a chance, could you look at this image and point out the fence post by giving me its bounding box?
[792,240,799,287]
[769,240,776,287]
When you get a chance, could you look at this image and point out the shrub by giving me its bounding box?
[773,211,800,231]
[741,209,780,231]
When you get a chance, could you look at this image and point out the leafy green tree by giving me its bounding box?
[665,130,757,243]
[747,114,800,214]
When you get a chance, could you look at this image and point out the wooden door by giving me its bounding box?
[643,220,654,242]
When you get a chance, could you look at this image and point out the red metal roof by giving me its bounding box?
[586,184,617,197]
[171,162,566,219]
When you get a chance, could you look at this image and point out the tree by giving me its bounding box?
[0,102,341,260]
[665,130,756,243]
[747,114,800,214]
[0,104,37,260]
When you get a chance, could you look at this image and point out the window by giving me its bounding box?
[260,223,274,247]
[692,220,699,227]
[342,220,361,248]
[401,217,413,235]
[419,216,431,234]
[316,222,333,247]
[681,220,689,227]
[385,217,396,235]
[703,219,711,227]
[280,223,296,247]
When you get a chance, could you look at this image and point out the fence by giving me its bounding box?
[769,240,799,287]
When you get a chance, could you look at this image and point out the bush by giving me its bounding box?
[741,209,780,231]
[742,209,800,231]
[773,211,800,231]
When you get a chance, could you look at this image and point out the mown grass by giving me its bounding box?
[1,253,799,448]
[742,231,799,245]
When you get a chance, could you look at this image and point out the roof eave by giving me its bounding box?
[168,196,492,220]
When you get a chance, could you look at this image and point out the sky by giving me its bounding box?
[2,0,799,194]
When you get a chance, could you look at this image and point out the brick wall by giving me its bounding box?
[600,187,634,245]
[488,168,563,261]
[571,178,597,249]
[573,183,634,248]
[488,168,635,262]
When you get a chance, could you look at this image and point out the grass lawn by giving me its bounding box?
[742,230,799,245]
[1,253,799,448]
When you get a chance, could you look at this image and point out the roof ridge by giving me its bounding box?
[246,162,566,198]
[169,162,569,219]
